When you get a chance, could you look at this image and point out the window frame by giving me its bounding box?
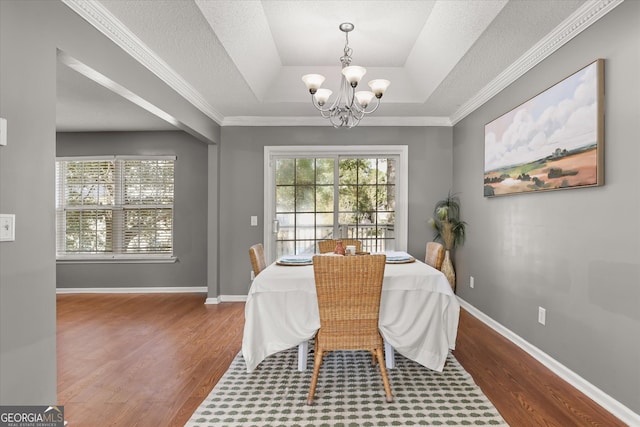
[264,145,408,263]
[55,155,177,264]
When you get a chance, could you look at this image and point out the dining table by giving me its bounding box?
[241,251,460,373]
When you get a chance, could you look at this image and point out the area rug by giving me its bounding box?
[185,347,508,427]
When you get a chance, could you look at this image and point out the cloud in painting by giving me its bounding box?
[485,62,598,172]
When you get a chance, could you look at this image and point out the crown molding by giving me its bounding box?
[450,0,623,125]
[63,0,622,128]
[61,0,225,125]
[222,115,452,127]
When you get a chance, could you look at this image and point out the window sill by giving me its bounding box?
[56,256,177,264]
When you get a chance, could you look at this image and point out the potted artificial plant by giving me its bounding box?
[429,192,466,291]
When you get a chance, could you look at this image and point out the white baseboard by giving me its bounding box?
[457,297,640,426]
[57,287,247,306]
[205,295,247,304]
[56,286,207,294]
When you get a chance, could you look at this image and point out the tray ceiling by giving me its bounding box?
[57,0,620,131]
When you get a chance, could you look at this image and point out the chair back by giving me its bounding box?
[249,243,266,276]
[425,241,445,270]
[312,254,386,349]
[308,253,392,404]
[317,239,363,254]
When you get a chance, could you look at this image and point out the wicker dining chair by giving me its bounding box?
[425,241,445,270]
[307,254,393,405]
[317,239,363,254]
[248,243,267,277]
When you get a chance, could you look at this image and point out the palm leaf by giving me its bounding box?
[430,191,466,250]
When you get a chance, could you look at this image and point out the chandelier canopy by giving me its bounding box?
[302,22,390,129]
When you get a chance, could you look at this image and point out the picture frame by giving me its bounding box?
[484,59,604,197]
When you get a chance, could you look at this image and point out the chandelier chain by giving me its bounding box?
[341,32,353,68]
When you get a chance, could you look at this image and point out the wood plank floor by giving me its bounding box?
[57,293,626,426]
[452,309,626,427]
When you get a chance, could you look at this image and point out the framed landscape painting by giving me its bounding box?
[484,59,604,197]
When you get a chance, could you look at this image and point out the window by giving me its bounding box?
[273,157,397,257]
[264,146,408,262]
[55,156,175,261]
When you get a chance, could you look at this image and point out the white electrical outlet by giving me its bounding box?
[470,276,475,288]
[250,216,258,226]
[250,270,255,281]
[538,307,546,325]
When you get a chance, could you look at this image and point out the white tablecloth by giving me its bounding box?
[242,257,460,372]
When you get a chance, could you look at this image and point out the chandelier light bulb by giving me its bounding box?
[342,66,367,87]
[368,79,390,98]
[355,91,375,108]
[302,74,325,94]
[314,88,333,106]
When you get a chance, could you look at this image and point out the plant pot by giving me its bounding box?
[441,250,456,292]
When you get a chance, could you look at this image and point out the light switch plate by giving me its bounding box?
[0,214,15,241]
[0,118,7,146]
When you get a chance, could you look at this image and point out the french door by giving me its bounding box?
[264,146,408,262]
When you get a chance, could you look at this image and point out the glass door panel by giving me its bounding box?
[274,158,335,258]
[274,156,397,257]
[337,157,396,253]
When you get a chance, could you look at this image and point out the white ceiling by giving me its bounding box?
[56,0,619,132]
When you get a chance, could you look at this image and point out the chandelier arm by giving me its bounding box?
[348,94,367,120]
[311,94,339,115]
[340,77,355,109]
[348,117,361,128]
[340,85,359,125]
[320,109,333,119]
[348,86,357,110]
[350,97,365,114]
[360,97,382,115]
[328,107,345,128]
[349,106,365,121]
[311,100,331,114]
[328,89,342,112]
[345,111,361,128]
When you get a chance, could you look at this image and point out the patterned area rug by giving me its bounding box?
[185,347,508,427]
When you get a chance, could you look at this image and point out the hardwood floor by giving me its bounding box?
[452,309,626,427]
[57,293,244,426]
[57,293,626,426]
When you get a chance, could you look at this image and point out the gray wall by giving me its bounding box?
[0,0,57,405]
[452,0,640,414]
[56,131,208,289]
[218,126,453,296]
[0,0,219,404]
[4,0,635,415]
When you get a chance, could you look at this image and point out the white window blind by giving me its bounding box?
[55,156,175,260]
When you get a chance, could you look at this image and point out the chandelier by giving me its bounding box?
[302,22,390,128]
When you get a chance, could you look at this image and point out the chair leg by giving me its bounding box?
[375,347,393,403]
[307,349,323,405]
